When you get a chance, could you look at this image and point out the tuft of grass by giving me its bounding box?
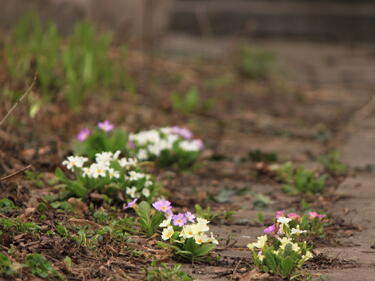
[0,254,17,277]
[146,262,193,281]
[237,44,276,80]
[319,150,348,176]
[25,253,65,280]
[277,162,327,194]
[3,12,134,110]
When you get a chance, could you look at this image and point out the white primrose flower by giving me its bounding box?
[179,140,200,152]
[207,232,219,245]
[95,152,115,166]
[119,157,138,168]
[194,233,209,245]
[161,226,174,241]
[277,216,292,225]
[145,180,153,187]
[126,186,137,198]
[89,163,107,178]
[159,218,171,228]
[291,226,307,235]
[62,156,88,171]
[82,167,91,178]
[142,188,150,198]
[128,171,146,181]
[107,168,120,179]
[137,149,149,160]
[258,251,265,262]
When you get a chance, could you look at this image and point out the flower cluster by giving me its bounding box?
[265,210,327,237]
[248,213,314,279]
[59,151,158,202]
[129,127,203,168]
[152,200,218,260]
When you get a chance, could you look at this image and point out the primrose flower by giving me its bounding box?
[173,213,187,227]
[185,211,196,222]
[277,217,292,225]
[142,188,150,198]
[107,168,120,179]
[123,198,138,210]
[126,187,137,198]
[194,233,209,245]
[263,224,277,234]
[179,140,202,151]
[291,226,307,235]
[165,210,174,219]
[62,156,88,171]
[137,149,149,160]
[248,235,267,250]
[193,217,209,232]
[258,251,265,262]
[207,232,219,245]
[128,171,146,181]
[98,120,114,132]
[276,210,286,218]
[171,126,193,139]
[89,163,107,178]
[96,152,115,166]
[161,226,174,241]
[309,211,326,219]
[153,200,172,213]
[180,225,196,239]
[288,212,300,220]
[77,128,91,142]
[119,157,138,168]
[159,218,171,228]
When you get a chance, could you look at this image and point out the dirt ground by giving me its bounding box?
[1,36,374,280]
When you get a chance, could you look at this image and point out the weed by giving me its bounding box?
[319,150,348,176]
[146,262,193,281]
[194,204,218,221]
[254,193,273,209]
[237,44,276,80]
[248,149,278,163]
[0,253,17,277]
[25,253,65,280]
[277,162,327,194]
[0,198,17,214]
[171,87,214,114]
[0,217,39,235]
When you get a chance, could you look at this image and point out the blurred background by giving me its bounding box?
[1,0,374,134]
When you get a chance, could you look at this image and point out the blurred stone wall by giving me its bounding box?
[0,0,174,43]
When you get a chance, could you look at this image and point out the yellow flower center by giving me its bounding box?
[161,206,167,210]
[97,169,102,174]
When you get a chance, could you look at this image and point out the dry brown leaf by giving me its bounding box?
[238,269,270,281]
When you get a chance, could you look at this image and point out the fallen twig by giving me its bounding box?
[0,74,37,127]
[0,164,32,182]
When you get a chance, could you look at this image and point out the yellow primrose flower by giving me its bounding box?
[180,225,196,239]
